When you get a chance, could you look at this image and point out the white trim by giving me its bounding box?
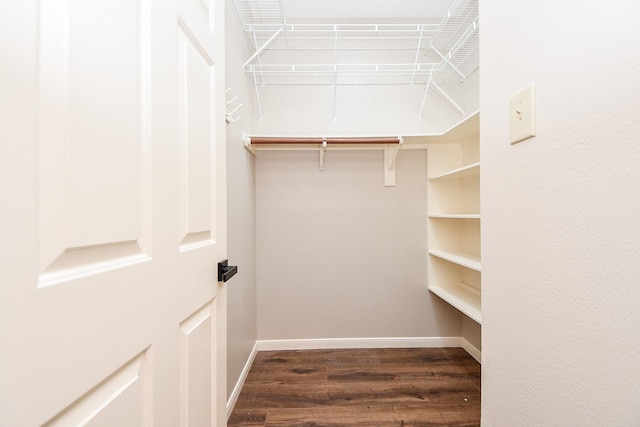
[226,342,258,419]
[256,336,462,352]
[460,337,482,363]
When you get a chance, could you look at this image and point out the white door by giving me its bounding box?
[0,0,228,426]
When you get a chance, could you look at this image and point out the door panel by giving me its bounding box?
[178,22,216,250]
[180,301,216,426]
[43,352,152,427]
[37,0,151,287]
[0,0,227,425]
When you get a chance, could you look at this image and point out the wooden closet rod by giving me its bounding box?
[250,137,401,145]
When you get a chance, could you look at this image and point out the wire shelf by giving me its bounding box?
[234,0,478,119]
[233,0,285,27]
[246,23,441,51]
[235,0,478,86]
[247,63,440,86]
[431,0,478,52]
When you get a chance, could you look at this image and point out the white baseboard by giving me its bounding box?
[460,337,482,363]
[255,336,462,352]
[226,342,258,420]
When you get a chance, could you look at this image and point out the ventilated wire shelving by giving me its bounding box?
[233,0,478,118]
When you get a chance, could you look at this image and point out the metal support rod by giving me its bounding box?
[332,26,338,121]
[252,72,263,121]
[431,46,465,80]
[432,81,464,116]
[411,25,424,85]
[252,32,266,86]
[243,26,284,68]
[417,73,433,120]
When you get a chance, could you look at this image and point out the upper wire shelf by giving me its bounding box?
[233,0,478,119]
[244,23,441,51]
[234,0,478,86]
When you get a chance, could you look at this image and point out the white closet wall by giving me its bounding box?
[481,1,640,425]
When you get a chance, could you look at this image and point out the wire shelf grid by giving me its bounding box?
[247,63,440,86]
[235,0,478,86]
[233,0,285,27]
[235,0,477,120]
[245,24,441,51]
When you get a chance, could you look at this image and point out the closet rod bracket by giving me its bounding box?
[384,137,403,187]
[319,139,327,171]
[244,134,257,156]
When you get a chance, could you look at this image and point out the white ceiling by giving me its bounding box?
[281,0,455,20]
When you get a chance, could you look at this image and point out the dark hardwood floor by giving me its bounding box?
[228,347,481,426]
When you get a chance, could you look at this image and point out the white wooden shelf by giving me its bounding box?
[429,284,481,324]
[429,162,480,181]
[428,214,480,219]
[429,248,481,272]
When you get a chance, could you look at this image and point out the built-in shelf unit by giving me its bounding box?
[407,111,481,324]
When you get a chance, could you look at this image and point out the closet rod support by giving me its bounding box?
[384,137,403,187]
[319,139,327,171]
[244,136,257,156]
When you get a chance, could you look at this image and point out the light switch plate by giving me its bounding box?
[510,84,536,144]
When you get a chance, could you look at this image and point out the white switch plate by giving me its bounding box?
[510,84,536,144]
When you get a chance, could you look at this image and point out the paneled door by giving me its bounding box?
[0,0,227,426]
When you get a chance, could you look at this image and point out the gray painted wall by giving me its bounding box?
[256,149,462,341]
[225,0,257,400]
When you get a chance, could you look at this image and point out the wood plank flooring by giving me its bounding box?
[228,347,480,426]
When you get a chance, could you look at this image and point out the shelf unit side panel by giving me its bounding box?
[426,144,464,179]
[428,217,480,257]
[461,139,480,165]
[428,253,462,290]
[428,179,480,215]
[462,219,481,256]
[428,217,463,254]
[460,178,480,215]
[462,267,481,293]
